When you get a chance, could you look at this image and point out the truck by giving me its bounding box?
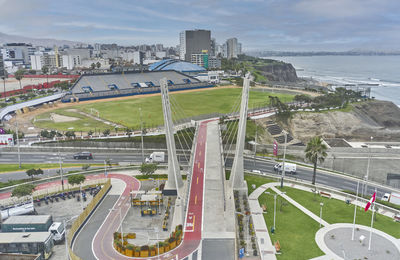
[1,215,65,243]
[381,192,400,206]
[145,152,165,163]
[273,162,297,174]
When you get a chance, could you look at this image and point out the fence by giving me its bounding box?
[68,178,111,260]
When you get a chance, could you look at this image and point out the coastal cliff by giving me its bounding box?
[255,61,298,82]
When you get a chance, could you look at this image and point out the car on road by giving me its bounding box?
[73,152,93,160]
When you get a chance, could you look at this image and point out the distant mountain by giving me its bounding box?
[0,32,82,47]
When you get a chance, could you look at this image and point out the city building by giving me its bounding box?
[0,232,53,259]
[179,30,211,62]
[133,51,145,65]
[155,51,166,59]
[3,43,35,64]
[208,57,221,69]
[191,51,209,69]
[62,54,81,70]
[30,55,45,70]
[30,52,62,70]
[0,55,4,77]
[226,38,238,59]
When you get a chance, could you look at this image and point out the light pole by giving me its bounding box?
[319,202,324,228]
[253,121,258,168]
[56,131,64,191]
[15,118,21,168]
[280,130,287,189]
[265,191,285,232]
[139,107,144,163]
[64,215,78,260]
[364,136,373,197]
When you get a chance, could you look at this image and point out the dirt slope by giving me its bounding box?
[288,100,400,142]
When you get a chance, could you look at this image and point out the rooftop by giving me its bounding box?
[0,232,52,243]
[3,215,52,225]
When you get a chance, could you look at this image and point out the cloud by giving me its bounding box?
[55,22,161,33]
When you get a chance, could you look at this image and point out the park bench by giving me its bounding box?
[274,240,281,254]
[320,191,332,199]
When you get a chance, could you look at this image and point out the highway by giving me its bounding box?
[0,150,392,199]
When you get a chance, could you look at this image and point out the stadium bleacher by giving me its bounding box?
[62,70,212,102]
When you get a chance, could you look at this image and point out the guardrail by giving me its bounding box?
[245,171,400,217]
[68,178,111,260]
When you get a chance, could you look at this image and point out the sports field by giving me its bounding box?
[33,87,294,132]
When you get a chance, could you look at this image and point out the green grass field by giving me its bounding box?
[34,87,294,132]
[245,174,400,259]
[259,191,324,260]
[281,187,400,238]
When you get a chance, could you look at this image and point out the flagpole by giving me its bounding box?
[351,180,359,240]
[368,188,377,251]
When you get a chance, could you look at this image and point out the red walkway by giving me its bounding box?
[91,121,209,259]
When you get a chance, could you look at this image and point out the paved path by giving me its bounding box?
[249,181,400,260]
[90,120,210,259]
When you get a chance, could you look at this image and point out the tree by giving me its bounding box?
[8,97,16,104]
[26,168,44,181]
[12,184,35,198]
[96,62,101,69]
[305,136,328,185]
[88,130,94,136]
[15,69,25,90]
[41,66,49,75]
[65,131,75,138]
[139,163,157,176]
[68,174,86,186]
[90,63,96,70]
[103,129,110,136]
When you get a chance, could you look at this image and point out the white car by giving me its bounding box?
[251,170,261,174]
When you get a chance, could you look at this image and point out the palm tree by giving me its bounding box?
[305,136,328,185]
[15,69,24,91]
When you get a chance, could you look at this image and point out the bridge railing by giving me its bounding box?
[67,178,111,260]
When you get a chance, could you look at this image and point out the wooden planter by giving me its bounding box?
[158,246,165,254]
[140,250,149,257]
[164,245,170,252]
[150,249,156,256]
[134,250,140,257]
[169,241,177,249]
[126,249,133,257]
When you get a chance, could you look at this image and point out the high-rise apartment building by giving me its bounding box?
[179,30,211,62]
[226,38,238,59]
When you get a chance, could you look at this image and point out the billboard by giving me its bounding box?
[0,134,14,146]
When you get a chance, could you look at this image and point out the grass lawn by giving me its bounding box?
[0,163,103,173]
[34,109,111,132]
[258,191,324,260]
[281,187,400,238]
[33,87,294,131]
[244,173,276,195]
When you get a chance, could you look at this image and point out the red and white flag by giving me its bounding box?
[364,192,376,212]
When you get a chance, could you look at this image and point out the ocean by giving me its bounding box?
[262,55,400,106]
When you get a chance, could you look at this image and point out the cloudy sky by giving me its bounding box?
[0,0,399,51]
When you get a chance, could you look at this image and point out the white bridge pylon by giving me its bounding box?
[229,73,251,190]
[160,78,184,196]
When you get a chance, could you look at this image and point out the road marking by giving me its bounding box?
[192,215,195,231]
[198,162,200,168]
[199,151,201,156]
[195,195,197,204]
[197,177,199,184]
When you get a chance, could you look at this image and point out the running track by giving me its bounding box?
[91,121,209,259]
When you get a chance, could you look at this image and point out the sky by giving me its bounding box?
[0,0,399,51]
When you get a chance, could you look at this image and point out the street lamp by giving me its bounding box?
[64,215,78,260]
[364,136,373,197]
[139,107,144,163]
[265,191,286,233]
[15,117,21,168]
[280,130,287,189]
[319,202,324,228]
[56,130,64,191]
[149,178,161,215]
